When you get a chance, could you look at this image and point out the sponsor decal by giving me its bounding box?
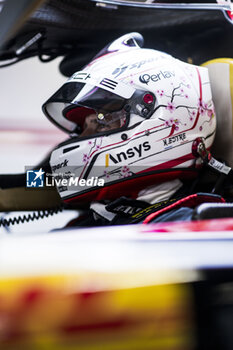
[51,159,69,172]
[69,72,91,81]
[139,70,175,85]
[163,133,186,147]
[26,168,44,188]
[108,141,151,164]
[112,57,161,78]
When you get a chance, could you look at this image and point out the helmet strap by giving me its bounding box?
[192,137,233,194]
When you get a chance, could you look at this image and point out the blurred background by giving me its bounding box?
[0,57,66,174]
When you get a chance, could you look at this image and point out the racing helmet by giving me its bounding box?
[42,33,216,205]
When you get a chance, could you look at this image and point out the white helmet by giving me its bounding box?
[42,33,216,205]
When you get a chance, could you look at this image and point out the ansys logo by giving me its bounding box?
[26,168,45,188]
[106,141,151,164]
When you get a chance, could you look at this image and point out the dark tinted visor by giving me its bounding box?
[42,81,129,133]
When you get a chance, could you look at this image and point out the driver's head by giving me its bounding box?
[80,113,121,137]
[43,33,216,205]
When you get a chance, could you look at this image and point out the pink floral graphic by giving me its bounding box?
[165,117,180,129]
[200,108,205,116]
[166,102,176,113]
[82,138,103,165]
[191,110,196,117]
[198,99,203,108]
[207,109,214,117]
[83,154,90,163]
[104,170,110,179]
[188,109,197,123]
[169,117,174,124]
[120,166,131,178]
[157,89,164,97]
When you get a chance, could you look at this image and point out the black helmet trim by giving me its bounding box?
[68,71,135,99]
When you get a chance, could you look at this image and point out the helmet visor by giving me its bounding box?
[42,72,135,134]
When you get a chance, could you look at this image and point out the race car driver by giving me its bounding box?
[40,32,233,226]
